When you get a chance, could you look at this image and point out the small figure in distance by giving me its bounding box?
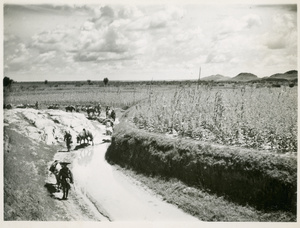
[64,131,72,152]
[110,109,116,122]
[105,120,113,136]
[96,103,102,116]
[106,106,112,119]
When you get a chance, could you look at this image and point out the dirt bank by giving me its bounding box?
[106,121,297,213]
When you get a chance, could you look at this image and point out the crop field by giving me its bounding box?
[131,84,297,153]
[4,81,297,153]
[3,82,153,109]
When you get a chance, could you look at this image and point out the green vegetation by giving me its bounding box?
[131,85,297,153]
[106,121,297,215]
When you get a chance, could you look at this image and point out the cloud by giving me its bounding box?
[5,42,32,71]
[17,4,95,16]
[126,6,184,31]
[118,5,144,19]
[206,53,229,63]
[82,21,95,31]
[73,52,99,62]
[217,13,262,36]
[99,5,115,18]
[264,12,296,50]
[5,5,189,75]
[38,51,56,63]
[244,14,262,28]
[30,29,70,53]
[4,4,297,80]
[4,34,22,59]
[266,36,286,49]
[74,27,132,61]
[71,5,186,66]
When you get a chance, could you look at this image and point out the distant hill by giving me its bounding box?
[197,70,297,83]
[201,74,230,81]
[269,70,297,81]
[230,73,258,82]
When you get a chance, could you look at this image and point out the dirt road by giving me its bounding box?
[54,121,199,221]
[4,109,198,221]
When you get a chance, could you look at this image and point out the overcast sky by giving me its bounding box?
[3,3,297,81]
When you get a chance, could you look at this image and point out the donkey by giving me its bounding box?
[77,129,94,145]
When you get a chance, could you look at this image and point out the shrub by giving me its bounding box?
[106,122,297,213]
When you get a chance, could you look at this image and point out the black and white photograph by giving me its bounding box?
[2,0,298,226]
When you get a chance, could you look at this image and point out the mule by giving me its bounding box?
[48,104,60,109]
[77,131,87,145]
[77,129,94,145]
[65,106,75,112]
[84,129,94,145]
[4,104,12,109]
[87,106,96,116]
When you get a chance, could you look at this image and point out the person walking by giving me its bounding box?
[106,106,111,118]
[96,103,102,116]
[64,131,72,152]
[111,109,116,121]
[58,162,74,200]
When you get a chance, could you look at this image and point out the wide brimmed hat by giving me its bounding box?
[60,162,71,166]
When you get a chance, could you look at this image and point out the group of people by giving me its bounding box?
[53,108,117,200]
[49,160,74,200]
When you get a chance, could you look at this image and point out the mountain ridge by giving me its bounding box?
[201,70,297,82]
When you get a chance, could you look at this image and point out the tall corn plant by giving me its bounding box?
[132,85,297,153]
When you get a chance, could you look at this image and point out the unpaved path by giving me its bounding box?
[55,121,199,221]
[5,109,199,221]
